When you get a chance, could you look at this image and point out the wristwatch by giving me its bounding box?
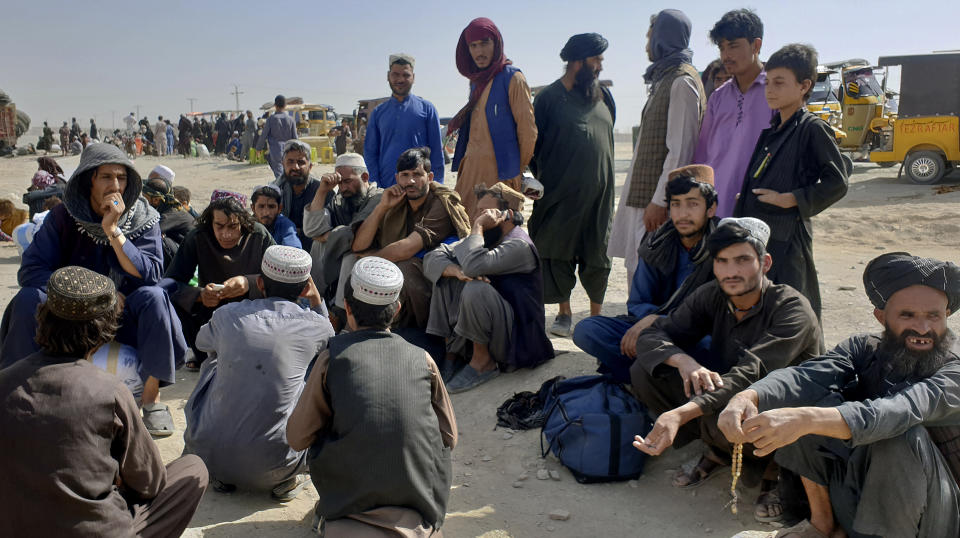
[110,228,123,239]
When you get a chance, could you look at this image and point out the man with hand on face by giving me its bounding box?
[0,143,188,437]
[363,54,445,188]
[424,182,554,393]
[272,140,320,250]
[302,153,382,306]
[631,217,821,517]
[251,184,300,248]
[529,32,617,338]
[720,253,960,538]
[346,147,470,329]
[162,190,274,369]
[575,165,718,383]
[448,17,537,219]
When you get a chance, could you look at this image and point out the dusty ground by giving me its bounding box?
[0,141,958,537]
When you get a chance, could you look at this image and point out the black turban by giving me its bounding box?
[560,33,608,62]
[863,252,960,315]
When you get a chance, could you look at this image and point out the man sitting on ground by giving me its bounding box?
[226,131,243,160]
[575,165,718,382]
[161,190,274,368]
[288,256,456,535]
[142,165,195,269]
[424,182,554,393]
[272,140,321,250]
[0,266,207,536]
[173,185,200,219]
[631,217,822,522]
[720,252,960,537]
[251,184,301,248]
[302,153,382,310]
[347,147,470,329]
[184,246,334,502]
[0,143,187,436]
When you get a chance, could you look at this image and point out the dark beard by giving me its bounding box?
[574,67,601,102]
[880,325,956,381]
[483,226,504,248]
[283,173,307,186]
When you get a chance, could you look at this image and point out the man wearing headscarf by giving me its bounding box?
[529,32,616,337]
[143,165,195,269]
[424,182,554,393]
[448,17,537,219]
[0,143,188,437]
[607,10,705,285]
[178,114,193,156]
[720,252,960,537]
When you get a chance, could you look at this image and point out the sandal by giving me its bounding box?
[185,360,200,372]
[142,403,175,437]
[672,452,727,489]
[755,481,784,523]
[774,519,830,538]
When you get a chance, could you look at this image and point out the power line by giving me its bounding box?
[187,98,198,113]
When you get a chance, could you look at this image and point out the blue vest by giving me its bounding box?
[452,65,523,180]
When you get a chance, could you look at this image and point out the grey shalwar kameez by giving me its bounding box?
[423,233,537,366]
[750,334,960,538]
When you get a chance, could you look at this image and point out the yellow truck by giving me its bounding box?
[869,52,960,184]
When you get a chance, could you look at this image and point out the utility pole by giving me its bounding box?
[187,98,197,113]
[230,85,244,113]
[111,110,117,130]
[135,104,142,119]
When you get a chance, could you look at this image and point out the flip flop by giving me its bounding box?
[142,403,175,437]
[184,360,201,372]
[446,365,500,394]
[672,453,727,489]
[271,475,309,502]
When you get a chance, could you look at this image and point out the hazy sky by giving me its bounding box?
[4,0,958,132]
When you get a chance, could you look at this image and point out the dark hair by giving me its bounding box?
[709,9,763,45]
[396,147,431,174]
[707,223,766,259]
[251,185,281,206]
[172,185,191,204]
[391,58,413,68]
[274,95,286,108]
[766,44,818,101]
[197,197,257,234]
[35,296,123,356]
[262,274,307,302]
[343,275,399,329]
[42,196,62,211]
[666,176,718,208]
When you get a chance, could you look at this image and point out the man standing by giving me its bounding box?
[0,266,207,537]
[70,117,81,140]
[448,18,536,219]
[349,147,470,329]
[185,246,334,501]
[575,165,717,383]
[89,117,98,140]
[720,253,960,537]
[178,114,193,156]
[529,33,616,337]
[242,110,257,161]
[214,112,230,155]
[631,218,822,515]
[425,183,554,393]
[302,152,382,297]
[165,119,174,155]
[693,9,773,218]
[272,140,320,250]
[364,54,445,188]
[58,121,69,156]
[608,10,705,284]
[124,112,137,134]
[0,144,188,436]
[257,95,299,179]
[154,115,167,156]
[287,256,456,536]
[251,184,301,248]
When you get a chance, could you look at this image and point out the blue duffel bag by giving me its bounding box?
[540,375,653,483]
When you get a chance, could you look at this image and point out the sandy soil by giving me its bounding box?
[0,141,958,537]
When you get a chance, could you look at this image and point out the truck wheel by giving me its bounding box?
[904,151,946,184]
[841,153,853,176]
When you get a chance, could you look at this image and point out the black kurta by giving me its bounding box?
[734,109,848,319]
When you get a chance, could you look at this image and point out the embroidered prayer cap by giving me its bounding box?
[262,245,313,284]
[149,165,175,183]
[351,256,404,306]
[210,189,247,206]
[46,266,117,321]
[717,217,770,247]
[667,164,714,187]
[32,170,56,190]
[335,153,366,170]
[389,53,415,68]
[863,252,960,315]
[475,182,525,212]
[560,33,609,62]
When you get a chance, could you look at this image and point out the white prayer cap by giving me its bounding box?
[261,245,312,284]
[149,165,175,182]
[718,217,771,247]
[335,152,366,170]
[351,256,403,305]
